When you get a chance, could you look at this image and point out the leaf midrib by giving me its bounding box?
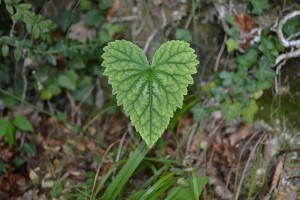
[149,71,153,143]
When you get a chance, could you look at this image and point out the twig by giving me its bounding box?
[185,123,198,155]
[71,0,81,13]
[110,15,139,23]
[272,10,300,75]
[214,34,227,72]
[74,86,95,113]
[66,90,77,123]
[274,59,286,94]
[9,20,16,37]
[143,8,167,53]
[114,131,129,177]
[90,139,122,200]
[80,106,115,135]
[143,29,159,53]
[233,130,261,187]
[278,147,300,155]
[276,10,300,47]
[287,29,300,40]
[213,2,230,34]
[274,47,300,67]
[234,133,267,200]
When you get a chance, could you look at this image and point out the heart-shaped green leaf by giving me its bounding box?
[102,40,199,147]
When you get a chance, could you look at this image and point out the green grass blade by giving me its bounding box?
[192,172,199,199]
[140,172,176,200]
[140,163,170,189]
[247,144,263,199]
[147,178,177,200]
[92,159,126,199]
[101,141,149,200]
[165,176,208,200]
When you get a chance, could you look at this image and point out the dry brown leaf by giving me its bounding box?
[38,194,47,200]
[16,189,39,200]
[29,170,39,185]
[87,141,105,155]
[0,147,14,162]
[215,185,233,200]
[229,125,251,147]
[109,120,123,135]
[87,141,96,151]
[270,159,283,192]
[0,173,28,195]
[235,13,257,48]
[101,162,114,178]
[235,13,256,35]
[106,0,120,21]
[263,137,281,163]
[42,179,54,189]
[223,138,235,165]
[165,146,175,157]
[68,19,96,43]
[209,177,233,200]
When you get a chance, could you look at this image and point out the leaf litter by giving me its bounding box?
[1,0,300,199]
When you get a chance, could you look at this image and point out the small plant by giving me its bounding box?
[99,40,208,199]
[0,114,33,147]
[102,40,199,147]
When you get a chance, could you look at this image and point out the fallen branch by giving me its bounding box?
[276,10,300,47]
[275,47,300,66]
[273,10,300,67]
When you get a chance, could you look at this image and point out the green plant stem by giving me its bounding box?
[101,141,150,200]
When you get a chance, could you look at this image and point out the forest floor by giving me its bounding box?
[0,0,300,199]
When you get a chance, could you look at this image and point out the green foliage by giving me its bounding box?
[0,115,33,147]
[5,0,54,39]
[0,118,15,147]
[12,114,33,132]
[228,26,240,40]
[165,176,208,200]
[0,0,123,109]
[221,99,242,124]
[191,103,214,122]
[283,15,300,37]
[85,9,104,28]
[0,161,7,175]
[58,71,78,91]
[242,100,259,123]
[1,44,9,57]
[22,141,37,156]
[99,23,124,43]
[55,10,78,32]
[99,0,113,11]
[175,28,192,42]
[202,31,279,124]
[96,141,208,200]
[13,157,26,169]
[102,40,199,147]
[101,141,149,199]
[226,38,240,52]
[236,48,258,70]
[249,0,270,14]
[139,172,177,200]
[14,48,22,61]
